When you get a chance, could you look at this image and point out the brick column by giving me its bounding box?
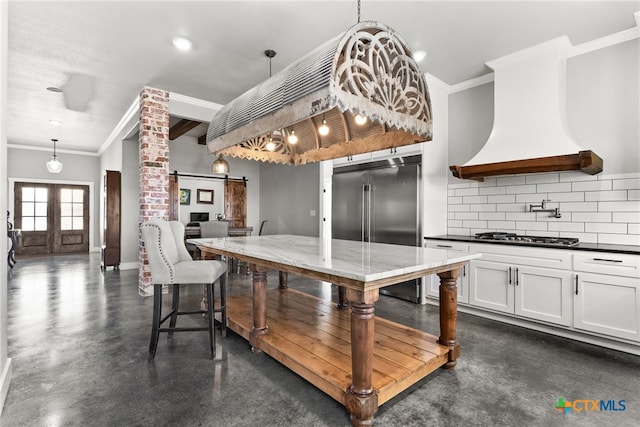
[138,86,170,296]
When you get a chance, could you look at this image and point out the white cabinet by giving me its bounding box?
[424,240,469,303]
[468,244,573,326]
[573,252,640,341]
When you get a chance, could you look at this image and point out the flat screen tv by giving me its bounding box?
[190,212,209,222]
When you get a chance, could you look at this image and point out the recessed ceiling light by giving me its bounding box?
[172,37,193,51]
[413,50,427,62]
[46,86,63,93]
[49,120,62,126]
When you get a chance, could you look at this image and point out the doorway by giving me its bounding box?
[14,182,90,256]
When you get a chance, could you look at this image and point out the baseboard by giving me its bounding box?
[0,357,12,415]
[119,262,138,270]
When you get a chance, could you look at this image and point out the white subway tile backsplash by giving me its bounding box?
[537,182,572,193]
[552,192,585,202]
[612,178,640,190]
[516,193,548,203]
[525,173,559,184]
[488,194,516,204]
[584,190,628,201]
[463,220,488,229]
[477,178,497,187]
[447,172,639,246]
[505,184,537,194]
[585,223,627,234]
[448,228,470,236]
[497,176,526,186]
[559,172,597,182]
[469,204,497,212]
[572,212,612,222]
[613,212,640,223]
[463,195,488,204]
[584,222,627,234]
[572,180,612,191]
[496,203,526,212]
[598,233,640,246]
[505,212,533,221]
[487,221,516,229]
[598,201,640,212]
[455,187,479,197]
[560,202,598,212]
[479,212,506,221]
[455,212,479,220]
[478,186,506,195]
[548,222,585,232]
[449,204,471,212]
[598,172,640,180]
[515,222,548,231]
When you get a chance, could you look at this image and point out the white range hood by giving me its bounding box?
[450,36,602,180]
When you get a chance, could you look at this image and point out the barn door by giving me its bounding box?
[224,179,246,228]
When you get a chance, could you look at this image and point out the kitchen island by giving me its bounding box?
[192,235,480,426]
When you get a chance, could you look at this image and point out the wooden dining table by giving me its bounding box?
[191,235,480,426]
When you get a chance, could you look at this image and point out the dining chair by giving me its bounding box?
[141,219,227,361]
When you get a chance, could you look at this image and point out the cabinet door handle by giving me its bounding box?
[515,267,519,286]
[575,274,579,295]
[508,267,512,285]
[463,265,466,277]
[593,258,623,263]
[436,244,453,248]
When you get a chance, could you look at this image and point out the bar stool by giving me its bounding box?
[141,220,227,361]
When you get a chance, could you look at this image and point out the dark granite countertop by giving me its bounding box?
[424,235,640,255]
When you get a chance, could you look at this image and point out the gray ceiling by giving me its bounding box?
[7,1,640,153]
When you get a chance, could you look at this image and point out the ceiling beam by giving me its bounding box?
[169,119,202,140]
[198,134,207,145]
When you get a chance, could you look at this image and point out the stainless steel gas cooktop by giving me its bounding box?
[474,232,579,247]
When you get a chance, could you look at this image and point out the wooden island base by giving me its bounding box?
[225,287,451,408]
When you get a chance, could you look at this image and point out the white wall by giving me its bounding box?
[446,37,640,244]
[168,135,261,231]
[0,0,11,414]
[258,162,320,236]
[7,147,101,250]
[120,138,139,267]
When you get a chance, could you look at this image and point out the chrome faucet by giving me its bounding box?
[529,199,561,218]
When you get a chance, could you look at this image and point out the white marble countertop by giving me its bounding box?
[190,235,481,283]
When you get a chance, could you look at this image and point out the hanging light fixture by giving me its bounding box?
[46,138,63,173]
[287,128,298,144]
[318,115,330,136]
[212,154,230,174]
[265,133,276,152]
[354,114,367,125]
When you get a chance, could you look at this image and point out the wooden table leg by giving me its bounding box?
[249,264,270,354]
[344,288,379,426]
[336,285,350,310]
[278,271,288,289]
[437,268,462,368]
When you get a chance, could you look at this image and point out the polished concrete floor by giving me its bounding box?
[2,253,639,426]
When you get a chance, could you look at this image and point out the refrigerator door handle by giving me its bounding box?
[363,184,371,241]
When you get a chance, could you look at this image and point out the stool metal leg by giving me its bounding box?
[219,274,227,337]
[206,281,215,358]
[169,284,180,336]
[148,284,163,361]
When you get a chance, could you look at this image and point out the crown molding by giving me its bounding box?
[7,143,99,156]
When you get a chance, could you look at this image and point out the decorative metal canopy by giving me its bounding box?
[207,21,433,165]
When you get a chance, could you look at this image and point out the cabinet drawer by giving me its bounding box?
[424,240,469,252]
[468,243,572,270]
[573,252,640,278]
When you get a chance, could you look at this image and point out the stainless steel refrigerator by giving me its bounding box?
[332,155,423,303]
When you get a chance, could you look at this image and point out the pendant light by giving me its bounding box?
[318,115,329,136]
[46,138,63,173]
[212,154,230,174]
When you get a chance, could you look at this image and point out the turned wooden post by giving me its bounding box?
[249,264,270,354]
[345,288,379,426]
[437,268,462,368]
